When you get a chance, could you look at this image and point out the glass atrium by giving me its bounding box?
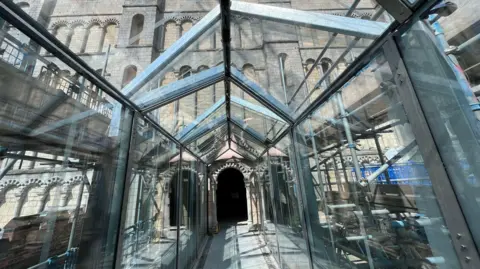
[0,0,480,268]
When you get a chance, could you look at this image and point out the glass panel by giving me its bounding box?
[229,140,257,161]
[230,1,394,119]
[186,123,228,162]
[178,154,199,269]
[118,117,180,268]
[399,21,480,249]
[130,21,223,100]
[152,82,225,136]
[257,157,280,261]
[294,52,462,268]
[230,88,288,141]
[231,124,266,156]
[0,24,132,268]
[267,135,311,269]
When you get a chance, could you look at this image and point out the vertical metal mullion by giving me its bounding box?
[113,109,136,268]
[288,127,314,269]
[265,150,282,265]
[175,147,184,269]
[383,36,480,268]
[306,120,336,262]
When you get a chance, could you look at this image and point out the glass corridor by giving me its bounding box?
[0,0,479,268]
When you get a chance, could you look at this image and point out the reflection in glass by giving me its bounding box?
[294,53,461,268]
[118,117,180,269]
[0,24,132,268]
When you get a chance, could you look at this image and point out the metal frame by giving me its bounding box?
[121,6,221,98]
[181,116,227,145]
[230,96,285,123]
[230,1,388,39]
[230,116,269,144]
[383,36,480,268]
[175,97,226,140]
[0,0,207,164]
[134,66,225,112]
[230,68,294,124]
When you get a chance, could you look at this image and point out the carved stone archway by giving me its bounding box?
[208,161,260,232]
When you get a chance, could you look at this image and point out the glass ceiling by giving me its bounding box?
[119,1,392,163]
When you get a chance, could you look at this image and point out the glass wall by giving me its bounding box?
[266,137,311,269]
[117,117,180,269]
[399,20,480,251]
[293,51,462,268]
[0,22,133,268]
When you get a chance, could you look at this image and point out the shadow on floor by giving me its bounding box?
[199,222,277,269]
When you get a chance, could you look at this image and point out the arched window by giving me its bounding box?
[163,21,177,49]
[122,65,137,88]
[129,14,144,45]
[243,64,257,83]
[242,64,257,104]
[54,25,70,46]
[320,59,332,86]
[0,188,20,227]
[69,24,86,53]
[103,24,118,51]
[305,59,320,91]
[85,23,103,53]
[19,186,44,216]
[180,20,192,37]
[179,65,192,79]
[239,19,253,48]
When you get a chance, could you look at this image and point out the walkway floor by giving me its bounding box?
[199,222,280,269]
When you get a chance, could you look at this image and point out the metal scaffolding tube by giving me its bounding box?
[336,92,374,269]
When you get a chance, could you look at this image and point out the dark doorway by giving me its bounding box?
[216,168,248,222]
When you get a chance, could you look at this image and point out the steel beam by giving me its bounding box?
[220,0,232,148]
[230,1,388,39]
[122,6,221,97]
[175,97,225,140]
[230,116,268,144]
[230,96,285,123]
[181,115,227,145]
[231,68,294,124]
[134,65,224,112]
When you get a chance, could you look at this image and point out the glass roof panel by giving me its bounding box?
[150,81,225,136]
[230,139,257,160]
[128,20,223,100]
[231,124,266,156]
[230,84,288,141]
[186,123,229,162]
[230,1,393,119]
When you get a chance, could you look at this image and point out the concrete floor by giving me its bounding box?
[199,222,280,269]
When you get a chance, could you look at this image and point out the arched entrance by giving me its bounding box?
[216,168,248,222]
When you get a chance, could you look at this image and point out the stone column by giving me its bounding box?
[245,182,253,226]
[208,177,218,233]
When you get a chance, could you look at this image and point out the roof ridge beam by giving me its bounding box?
[230,1,388,39]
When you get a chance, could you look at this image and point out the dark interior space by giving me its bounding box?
[216,168,248,222]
